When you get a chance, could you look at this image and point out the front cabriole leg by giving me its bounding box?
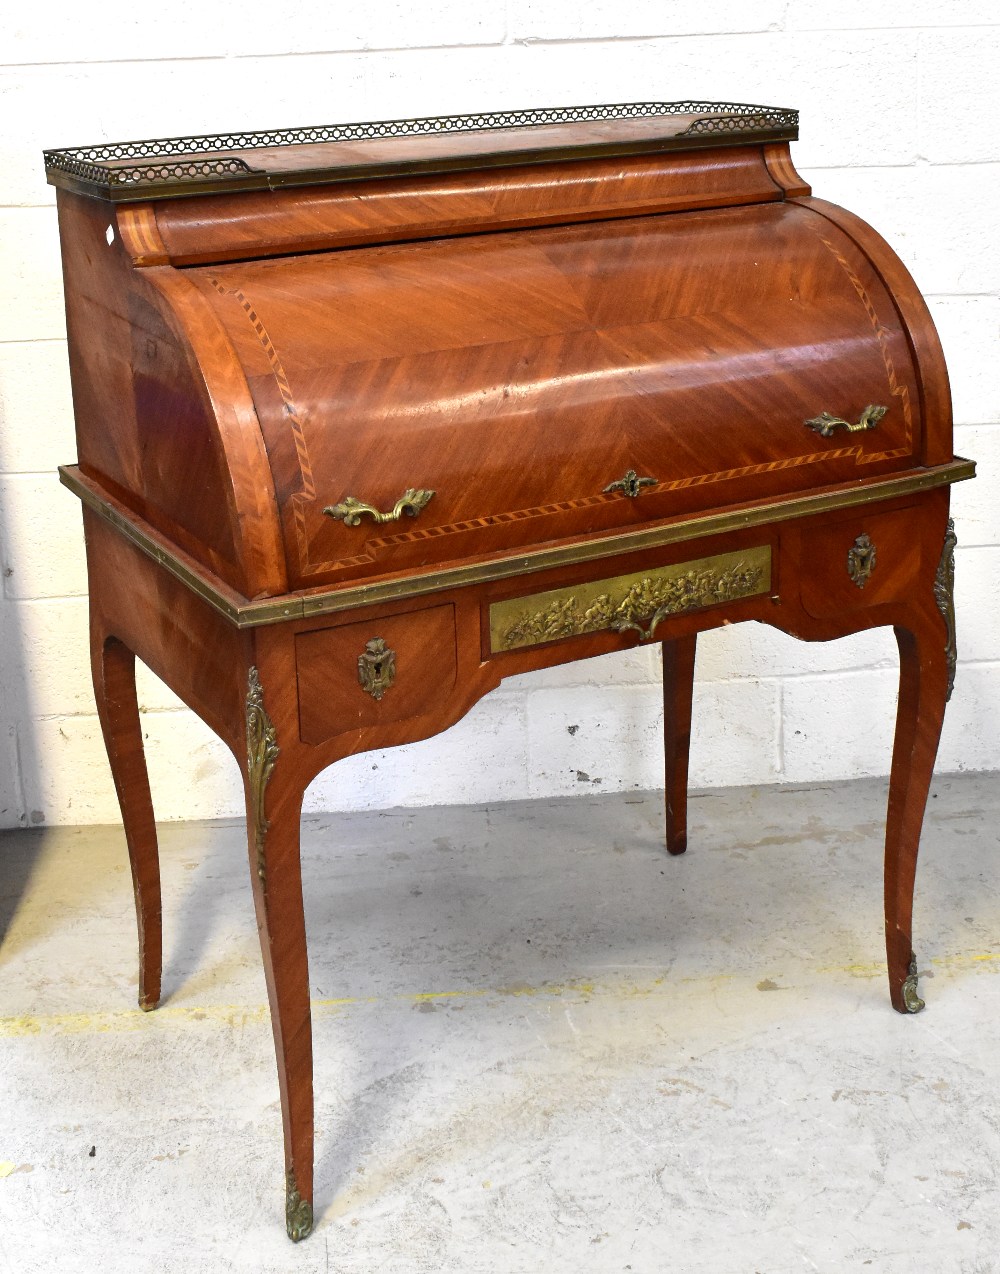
[884,521,957,1014]
[245,665,314,1241]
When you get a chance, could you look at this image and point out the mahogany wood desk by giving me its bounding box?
[45,102,972,1240]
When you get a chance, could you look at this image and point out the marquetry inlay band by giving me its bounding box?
[490,546,771,652]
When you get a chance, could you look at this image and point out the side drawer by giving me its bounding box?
[296,604,457,744]
[797,506,921,619]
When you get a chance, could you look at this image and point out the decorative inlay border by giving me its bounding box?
[809,227,914,459]
[208,278,316,570]
[310,447,861,577]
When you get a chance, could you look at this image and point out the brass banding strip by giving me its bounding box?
[60,460,975,630]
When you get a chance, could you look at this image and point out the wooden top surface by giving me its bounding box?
[43,101,798,202]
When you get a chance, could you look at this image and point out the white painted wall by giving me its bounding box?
[0,2,997,827]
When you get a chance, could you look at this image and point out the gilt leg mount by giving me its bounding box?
[934,519,958,702]
[286,1170,314,1242]
[901,958,925,1014]
[246,666,280,886]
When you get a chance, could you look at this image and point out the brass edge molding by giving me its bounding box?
[902,958,925,1014]
[246,667,280,886]
[934,518,958,702]
[59,466,295,628]
[491,547,770,652]
[60,460,975,629]
[285,1170,313,1242]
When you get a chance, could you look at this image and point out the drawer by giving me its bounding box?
[296,605,457,744]
[489,544,771,653]
[797,507,921,619]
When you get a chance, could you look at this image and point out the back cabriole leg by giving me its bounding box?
[90,617,163,1011]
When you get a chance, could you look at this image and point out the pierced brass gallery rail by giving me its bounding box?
[805,403,887,438]
[490,546,770,652]
[324,488,435,526]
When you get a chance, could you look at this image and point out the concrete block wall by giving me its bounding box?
[1,2,997,826]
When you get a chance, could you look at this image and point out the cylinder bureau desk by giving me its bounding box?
[45,102,972,1241]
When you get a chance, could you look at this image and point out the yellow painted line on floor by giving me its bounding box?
[825,951,1000,978]
[0,977,668,1038]
[0,954,994,1040]
[0,980,601,1038]
[935,951,1000,967]
[0,1003,272,1038]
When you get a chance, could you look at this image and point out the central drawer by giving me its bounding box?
[489,544,771,652]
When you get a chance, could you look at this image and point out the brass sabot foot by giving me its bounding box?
[286,1170,314,1242]
[902,958,925,1014]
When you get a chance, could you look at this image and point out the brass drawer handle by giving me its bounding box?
[603,469,658,498]
[324,488,435,526]
[805,403,887,438]
[611,603,675,644]
[358,637,396,700]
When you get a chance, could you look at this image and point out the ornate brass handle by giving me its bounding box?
[805,404,887,438]
[611,605,673,643]
[603,469,658,498]
[324,488,435,526]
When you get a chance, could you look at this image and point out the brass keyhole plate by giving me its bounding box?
[357,636,397,700]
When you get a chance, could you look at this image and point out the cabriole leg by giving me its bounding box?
[885,602,952,1014]
[245,666,314,1241]
[662,634,697,855]
[90,624,162,1011]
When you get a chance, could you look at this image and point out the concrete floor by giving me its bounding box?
[1,774,999,1273]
